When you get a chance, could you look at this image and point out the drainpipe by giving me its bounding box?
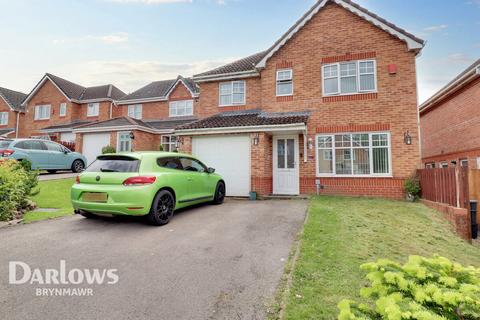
[109,102,113,119]
[15,111,20,138]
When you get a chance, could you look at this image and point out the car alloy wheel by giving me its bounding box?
[213,182,225,205]
[72,160,84,173]
[156,193,174,223]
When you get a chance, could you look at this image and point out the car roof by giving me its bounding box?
[102,152,197,159]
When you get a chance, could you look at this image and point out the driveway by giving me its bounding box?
[0,199,307,320]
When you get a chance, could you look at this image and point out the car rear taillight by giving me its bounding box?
[2,149,14,157]
[123,176,156,186]
[75,176,80,184]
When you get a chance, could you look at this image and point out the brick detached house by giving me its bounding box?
[73,76,199,164]
[173,0,425,198]
[0,87,27,138]
[420,59,480,169]
[20,73,125,142]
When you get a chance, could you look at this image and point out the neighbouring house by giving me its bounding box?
[20,73,125,142]
[420,59,480,169]
[73,75,198,164]
[0,87,27,138]
[174,0,425,198]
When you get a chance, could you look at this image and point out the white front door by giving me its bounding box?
[273,135,299,195]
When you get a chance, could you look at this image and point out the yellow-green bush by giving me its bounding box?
[338,256,480,320]
[0,159,38,221]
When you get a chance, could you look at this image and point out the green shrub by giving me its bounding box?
[0,159,39,221]
[158,144,164,151]
[405,175,421,200]
[338,256,480,320]
[102,145,116,154]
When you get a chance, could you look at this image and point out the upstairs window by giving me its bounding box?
[322,60,377,96]
[128,104,142,119]
[59,103,67,117]
[34,105,51,120]
[0,112,8,125]
[169,100,193,117]
[316,132,391,176]
[219,81,245,106]
[276,69,293,96]
[87,103,99,117]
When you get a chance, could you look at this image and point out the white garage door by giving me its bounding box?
[60,132,76,142]
[82,133,111,165]
[192,135,250,197]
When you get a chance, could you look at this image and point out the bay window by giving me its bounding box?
[316,132,391,176]
[322,59,377,96]
[219,81,245,106]
[128,104,142,119]
[169,100,193,117]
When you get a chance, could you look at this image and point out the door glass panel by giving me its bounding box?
[287,139,295,169]
[277,139,285,169]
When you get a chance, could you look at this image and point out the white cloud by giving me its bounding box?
[53,32,129,45]
[64,58,236,92]
[106,0,192,3]
[423,24,448,32]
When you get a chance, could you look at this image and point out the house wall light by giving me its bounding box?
[253,133,260,146]
[404,131,412,145]
[129,131,135,140]
[308,137,314,150]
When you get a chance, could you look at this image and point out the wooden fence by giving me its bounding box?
[417,167,470,209]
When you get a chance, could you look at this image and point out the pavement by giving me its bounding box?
[0,199,307,320]
[38,172,78,181]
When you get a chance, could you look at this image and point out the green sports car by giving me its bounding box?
[71,152,226,226]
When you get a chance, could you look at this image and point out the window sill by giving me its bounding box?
[87,115,100,118]
[34,119,51,122]
[219,104,246,108]
[169,115,194,118]
[316,174,393,178]
[322,92,377,103]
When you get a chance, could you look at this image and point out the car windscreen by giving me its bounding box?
[0,140,12,148]
[86,156,140,173]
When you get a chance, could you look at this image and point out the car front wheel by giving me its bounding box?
[212,181,226,205]
[147,190,175,226]
[72,160,85,173]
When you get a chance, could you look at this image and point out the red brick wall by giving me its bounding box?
[193,2,420,198]
[72,101,112,123]
[0,98,19,137]
[132,130,160,151]
[421,78,480,168]
[115,82,198,120]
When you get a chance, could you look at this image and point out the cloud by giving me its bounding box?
[423,24,448,32]
[106,0,192,3]
[53,32,129,45]
[64,58,237,92]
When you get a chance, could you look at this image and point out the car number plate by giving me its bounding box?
[83,192,108,203]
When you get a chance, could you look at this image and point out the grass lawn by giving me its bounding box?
[23,178,75,223]
[282,196,480,320]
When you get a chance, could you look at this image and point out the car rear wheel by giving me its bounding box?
[212,181,226,205]
[47,170,57,174]
[72,160,85,173]
[147,190,175,226]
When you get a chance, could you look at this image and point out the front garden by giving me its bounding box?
[279,196,480,320]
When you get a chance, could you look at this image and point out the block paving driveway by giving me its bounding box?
[0,199,307,320]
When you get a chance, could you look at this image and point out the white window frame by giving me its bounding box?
[87,102,100,117]
[59,103,67,117]
[117,132,132,152]
[128,104,142,119]
[219,81,246,107]
[276,69,293,96]
[34,105,51,120]
[440,162,448,168]
[169,100,193,117]
[322,59,377,97]
[0,112,8,125]
[315,132,392,177]
[161,135,178,152]
[460,159,469,167]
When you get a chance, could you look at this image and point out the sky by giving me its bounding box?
[0,0,479,103]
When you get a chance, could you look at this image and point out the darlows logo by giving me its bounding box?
[9,260,119,296]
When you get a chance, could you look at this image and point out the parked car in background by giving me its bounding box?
[0,139,86,173]
[71,152,226,226]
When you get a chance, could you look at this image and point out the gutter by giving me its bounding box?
[73,124,173,135]
[193,70,260,83]
[419,64,480,114]
[175,123,307,136]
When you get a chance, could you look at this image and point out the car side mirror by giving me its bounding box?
[207,167,215,174]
